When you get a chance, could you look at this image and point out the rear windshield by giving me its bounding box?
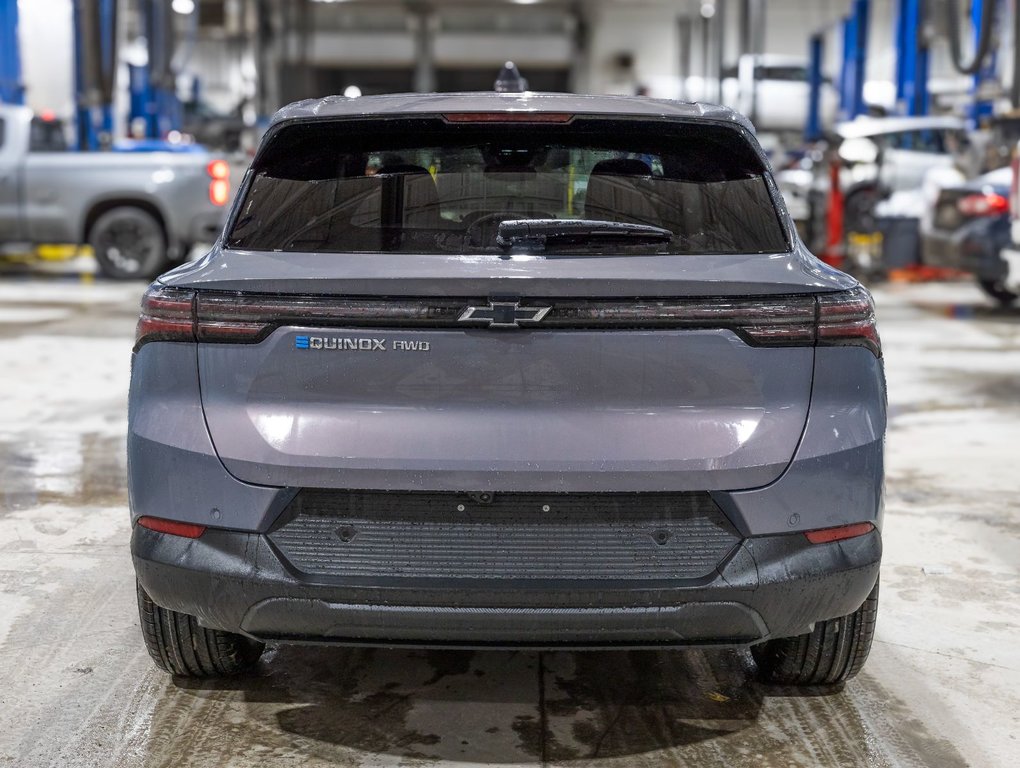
[227,117,789,255]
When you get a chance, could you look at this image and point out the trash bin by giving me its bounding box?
[876,216,921,270]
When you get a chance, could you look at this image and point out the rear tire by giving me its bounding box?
[752,581,879,686]
[136,582,263,677]
[977,278,1018,306]
[89,206,169,280]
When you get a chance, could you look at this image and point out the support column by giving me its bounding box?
[411,3,436,94]
[568,3,591,95]
[714,0,727,104]
[677,15,693,100]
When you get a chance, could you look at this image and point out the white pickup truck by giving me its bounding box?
[0,104,231,279]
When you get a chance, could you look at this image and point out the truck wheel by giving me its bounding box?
[977,278,1018,307]
[89,207,169,280]
[752,581,878,686]
[136,582,263,677]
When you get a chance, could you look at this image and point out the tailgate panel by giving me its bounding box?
[198,326,812,491]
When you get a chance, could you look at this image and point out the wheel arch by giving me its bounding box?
[81,195,174,251]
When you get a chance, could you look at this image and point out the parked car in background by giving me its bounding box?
[0,104,232,279]
[777,116,969,263]
[836,115,968,230]
[130,91,885,687]
[922,166,1016,305]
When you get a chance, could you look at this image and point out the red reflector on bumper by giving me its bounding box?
[137,516,207,539]
[805,522,875,544]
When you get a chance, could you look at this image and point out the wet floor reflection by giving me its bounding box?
[0,432,127,512]
[142,645,944,767]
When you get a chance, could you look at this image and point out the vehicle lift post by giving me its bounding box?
[804,33,824,142]
[895,0,930,116]
[839,0,870,121]
[129,0,182,140]
[0,0,25,104]
[823,0,870,268]
[72,0,118,150]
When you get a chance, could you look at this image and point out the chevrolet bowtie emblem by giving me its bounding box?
[458,300,551,329]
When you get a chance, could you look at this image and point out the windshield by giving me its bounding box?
[227,117,789,255]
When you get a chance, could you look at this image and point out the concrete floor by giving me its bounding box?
[0,274,1017,767]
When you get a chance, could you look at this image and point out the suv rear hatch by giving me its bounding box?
[148,113,871,492]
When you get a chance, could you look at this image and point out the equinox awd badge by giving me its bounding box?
[294,336,430,352]
[458,300,551,329]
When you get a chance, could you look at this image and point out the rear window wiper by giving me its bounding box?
[495,219,674,251]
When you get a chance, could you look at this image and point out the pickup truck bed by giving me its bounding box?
[0,104,231,279]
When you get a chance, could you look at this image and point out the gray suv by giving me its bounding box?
[129,92,884,685]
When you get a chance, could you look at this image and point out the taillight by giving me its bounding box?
[957,192,1008,217]
[805,521,875,544]
[207,158,230,206]
[816,287,881,357]
[135,286,880,358]
[135,283,195,348]
[136,516,206,539]
[540,296,818,346]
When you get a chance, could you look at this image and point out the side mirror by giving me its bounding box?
[838,137,880,166]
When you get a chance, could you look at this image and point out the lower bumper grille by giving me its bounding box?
[268,490,740,581]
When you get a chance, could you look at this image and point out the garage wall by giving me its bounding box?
[18,0,75,118]
[11,0,990,125]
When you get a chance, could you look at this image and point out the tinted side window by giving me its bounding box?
[0,117,5,149]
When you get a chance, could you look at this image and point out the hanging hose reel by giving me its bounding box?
[945,0,996,75]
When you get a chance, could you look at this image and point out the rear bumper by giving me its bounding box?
[132,525,881,648]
